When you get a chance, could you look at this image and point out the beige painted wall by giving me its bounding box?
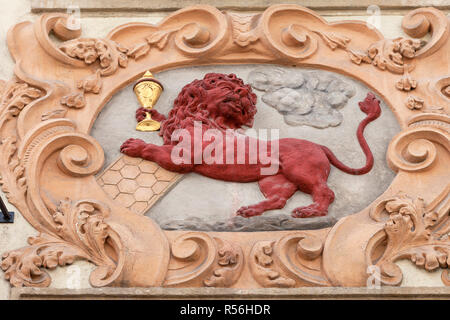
[0,0,446,299]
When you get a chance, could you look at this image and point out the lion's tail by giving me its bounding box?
[321,92,381,175]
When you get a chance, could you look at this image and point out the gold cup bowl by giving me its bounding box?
[134,71,164,131]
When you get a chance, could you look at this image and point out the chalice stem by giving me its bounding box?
[136,112,161,132]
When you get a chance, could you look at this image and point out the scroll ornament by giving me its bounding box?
[367,193,449,286]
[0,5,448,289]
[249,232,330,287]
[1,199,122,287]
[163,233,243,288]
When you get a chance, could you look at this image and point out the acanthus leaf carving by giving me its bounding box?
[60,92,86,109]
[146,29,173,50]
[127,42,150,60]
[367,192,449,286]
[227,12,260,47]
[250,240,296,288]
[77,70,102,94]
[1,233,82,287]
[59,38,129,101]
[313,31,350,50]
[165,233,243,288]
[41,108,67,121]
[1,198,123,288]
[204,238,243,287]
[0,136,26,210]
[347,48,372,65]
[249,231,335,288]
[59,39,127,77]
[0,80,44,131]
[0,4,449,290]
[127,29,176,60]
[367,38,423,74]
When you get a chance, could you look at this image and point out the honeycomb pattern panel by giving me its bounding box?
[97,155,182,214]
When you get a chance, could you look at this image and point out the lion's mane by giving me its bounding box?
[160,73,257,145]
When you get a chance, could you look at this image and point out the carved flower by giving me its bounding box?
[405,95,424,110]
[61,40,98,64]
[77,70,102,94]
[397,38,423,59]
[60,92,86,109]
[395,70,417,92]
[347,49,372,65]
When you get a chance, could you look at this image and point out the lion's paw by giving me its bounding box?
[236,206,264,218]
[120,138,146,158]
[136,107,151,122]
[291,205,327,218]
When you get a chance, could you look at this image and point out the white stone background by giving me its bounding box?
[94,65,400,232]
[0,0,446,299]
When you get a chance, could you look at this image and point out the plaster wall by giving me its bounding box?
[0,0,445,299]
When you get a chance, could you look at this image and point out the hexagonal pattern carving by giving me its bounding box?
[97,155,182,214]
[136,173,157,187]
[120,165,140,179]
[118,179,138,193]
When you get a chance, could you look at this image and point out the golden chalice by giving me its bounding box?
[134,71,164,132]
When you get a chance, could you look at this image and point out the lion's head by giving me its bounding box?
[160,73,257,144]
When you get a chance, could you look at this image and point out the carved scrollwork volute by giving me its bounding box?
[260,6,319,60]
[387,126,449,173]
[249,232,330,288]
[164,233,244,287]
[401,7,449,58]
[204,237,244,287]
[33,13,84,66]
[108,5,227,59]
[367,190,449,286]
[0,114,125,288]
[249,240,296,288]
[164,232,217,287]
[1,198,124,288]
[14,118,103,235]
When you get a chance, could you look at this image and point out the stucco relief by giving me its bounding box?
[0,5,447,289]
[94,65,399,232]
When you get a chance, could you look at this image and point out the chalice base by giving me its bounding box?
[136,118,161,131]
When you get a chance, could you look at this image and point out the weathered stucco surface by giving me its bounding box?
[0,0,445,299]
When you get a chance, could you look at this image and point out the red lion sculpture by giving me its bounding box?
[121,73,381,218]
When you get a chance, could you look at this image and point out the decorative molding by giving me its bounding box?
[30,0,450,14]
[97,155,181,214]
[367,190,449,286]
[1,199,124,287]
[0,5,448,288]
[249,231,330,288]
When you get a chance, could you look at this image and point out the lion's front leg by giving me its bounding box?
[121,139,194,173]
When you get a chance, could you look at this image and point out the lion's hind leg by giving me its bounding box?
[236,174,297,218]
[291,183,335,218]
